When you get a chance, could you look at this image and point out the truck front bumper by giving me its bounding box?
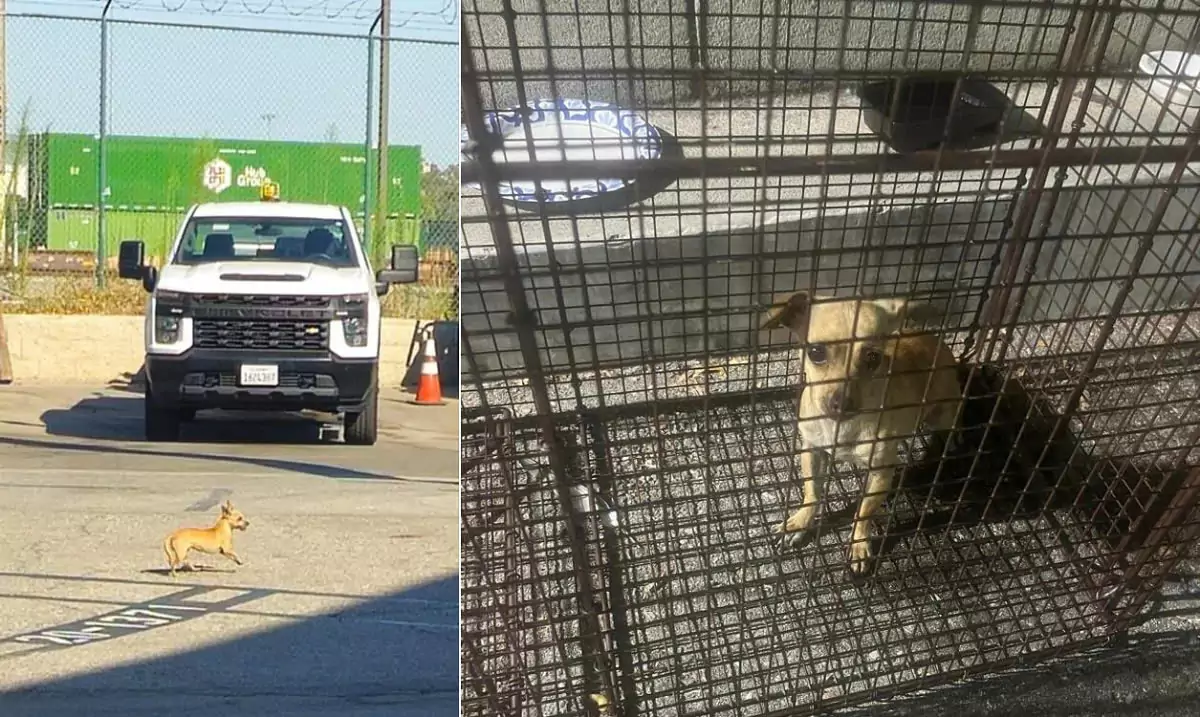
[145,349,377,413]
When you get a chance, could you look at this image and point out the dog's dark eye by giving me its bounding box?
[806,344,827,364]
[861,349,883,371]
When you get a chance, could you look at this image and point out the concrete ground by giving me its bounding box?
[0,384,460,717]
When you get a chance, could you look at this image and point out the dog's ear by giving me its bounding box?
[761,291,811,335]
[873,297,946,329]
[221,499,233,514]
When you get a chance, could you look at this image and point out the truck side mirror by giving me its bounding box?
[118,239,156,292]
[376,244,419,285]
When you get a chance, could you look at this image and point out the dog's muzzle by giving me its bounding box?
[824,388,858,418]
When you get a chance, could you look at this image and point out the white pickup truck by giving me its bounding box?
[116,183,419,445]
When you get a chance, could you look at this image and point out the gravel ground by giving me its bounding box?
[460,311,1200,716]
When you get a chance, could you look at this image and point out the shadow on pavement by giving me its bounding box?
[0,434,453,485]
[0,391,457,484]
[140,566,237,575]
[104,367,148,395]
[0,573,459,717]
[41,394,329,445]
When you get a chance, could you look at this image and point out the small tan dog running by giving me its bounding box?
[763,291,963,574]
[163,499,250,577]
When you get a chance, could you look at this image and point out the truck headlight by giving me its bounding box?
[338,293,369,347]
[153,290,186,344]
[155,315,182,344]
[342,316,368,347]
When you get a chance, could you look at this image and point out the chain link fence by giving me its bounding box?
[1,7,457,320]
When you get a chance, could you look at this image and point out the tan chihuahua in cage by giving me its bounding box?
[162,499,250,577]
[763,291,964,574]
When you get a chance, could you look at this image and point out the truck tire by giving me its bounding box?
[144,389,182,442]
[344,389,379,446]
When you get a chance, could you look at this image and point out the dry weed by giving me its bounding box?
[383,250,458,320]
[5,267,457,320]
[3,273,147,315]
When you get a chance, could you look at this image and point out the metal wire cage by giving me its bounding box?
[460,1,1200,715]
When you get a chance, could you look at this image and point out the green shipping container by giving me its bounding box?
[43,209,95,251]
[46,208,182,259]
[35,133,422,217]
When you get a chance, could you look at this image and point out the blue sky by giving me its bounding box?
[6,0,459,166]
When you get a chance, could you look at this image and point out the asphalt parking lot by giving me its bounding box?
[0,384,460,717]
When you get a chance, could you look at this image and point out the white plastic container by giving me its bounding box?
[1139,50,1200,106]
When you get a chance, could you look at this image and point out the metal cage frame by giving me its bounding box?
[460,1,1200,715]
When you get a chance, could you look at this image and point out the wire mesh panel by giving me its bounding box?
[2,14,103,303]
[107,21,374,254]
[461,0,1200,715]
[385,35,462,319]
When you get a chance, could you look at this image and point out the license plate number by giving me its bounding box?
[239,364,279,387]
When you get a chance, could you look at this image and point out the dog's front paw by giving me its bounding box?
[848,536,875,577]
[773,526,801,552]
[772,521,815,553]
[772,505,818,553]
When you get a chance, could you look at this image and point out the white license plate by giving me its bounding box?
[239,364,279,387]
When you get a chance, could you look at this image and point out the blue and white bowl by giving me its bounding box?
[461,98,663,207]
[1140,50,1200,107]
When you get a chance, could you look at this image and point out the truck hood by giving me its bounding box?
[157,261,371,296]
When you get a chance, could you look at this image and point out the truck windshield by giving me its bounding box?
[173,217,358,267]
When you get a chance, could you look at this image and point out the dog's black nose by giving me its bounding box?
[825,389,856,417]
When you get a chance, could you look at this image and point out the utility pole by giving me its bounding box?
[97,0,113,288]
[0,0,7,265]
[0,0,12,383]
[261,112,276,139]
[374,0,390,258]
[362,11,380,251]
[1,0,17,383]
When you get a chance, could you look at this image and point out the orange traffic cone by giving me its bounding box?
[412,333,445,406]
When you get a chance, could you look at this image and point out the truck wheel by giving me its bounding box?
[344,390,379,446]
[144,389,182,442]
